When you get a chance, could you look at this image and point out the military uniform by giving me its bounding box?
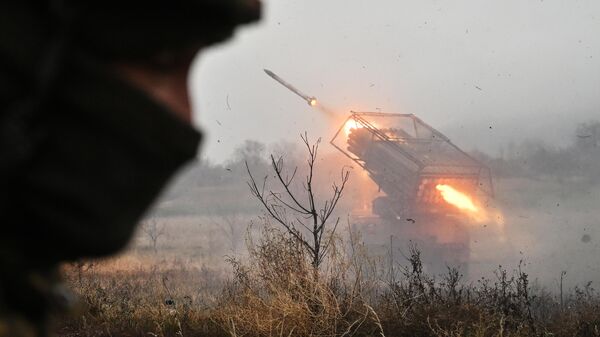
[0,1,261,336]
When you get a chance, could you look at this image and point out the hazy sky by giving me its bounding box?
[190,0,600,163]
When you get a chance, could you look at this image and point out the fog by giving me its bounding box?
[150,0,600,290]
[191,0,600,162]
[155,124,600,289]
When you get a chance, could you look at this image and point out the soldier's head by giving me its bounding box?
[0,2,262,331]
[65,0,262,120]
[0,0,262,261]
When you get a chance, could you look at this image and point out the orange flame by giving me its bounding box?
[435,184,505,226]
[344,119,362,136]
[436,184,478,213]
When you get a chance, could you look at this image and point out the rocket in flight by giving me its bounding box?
[264,69,317,107]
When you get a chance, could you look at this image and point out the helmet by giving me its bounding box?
[73,0,262,61]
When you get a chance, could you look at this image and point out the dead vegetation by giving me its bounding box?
[246,133,349,271]
[56,225,600,337]
[212,225,384,337]
[54,131,600,336]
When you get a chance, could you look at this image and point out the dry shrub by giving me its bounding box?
[375,247,600,337]
[55,228,600,337]
[376,246,538,337]
[57,261,227,337]
[213,225,385,337]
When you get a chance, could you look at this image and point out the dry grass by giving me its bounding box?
[212,226,384,337]
[54,223,600,337]
[57,261,226,337]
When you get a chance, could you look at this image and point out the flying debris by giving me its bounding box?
[264,69,317,107]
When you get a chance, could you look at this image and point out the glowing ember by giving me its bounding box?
[309,98,317,106]
[436,184,478,212]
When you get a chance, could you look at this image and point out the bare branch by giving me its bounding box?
[270,155,311,214]
[319,217,341,264]
[245,133,349,272]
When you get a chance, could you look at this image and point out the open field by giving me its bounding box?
[54,139,600,336]
[54,207,600,337]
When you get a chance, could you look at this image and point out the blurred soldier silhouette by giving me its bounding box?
[0,1,261,335]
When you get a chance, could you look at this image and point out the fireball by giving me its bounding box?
[436,184,478,213]
[344,119,363,136]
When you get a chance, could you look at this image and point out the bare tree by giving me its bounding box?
[246,133,350,271]
[575,120,600,149]
[142,219,165,253]
[209,210,246,253]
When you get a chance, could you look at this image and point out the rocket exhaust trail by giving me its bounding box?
[264,69,317,107]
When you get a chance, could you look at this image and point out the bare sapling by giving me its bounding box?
[246,133,350,275]
[142,219,165,254]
